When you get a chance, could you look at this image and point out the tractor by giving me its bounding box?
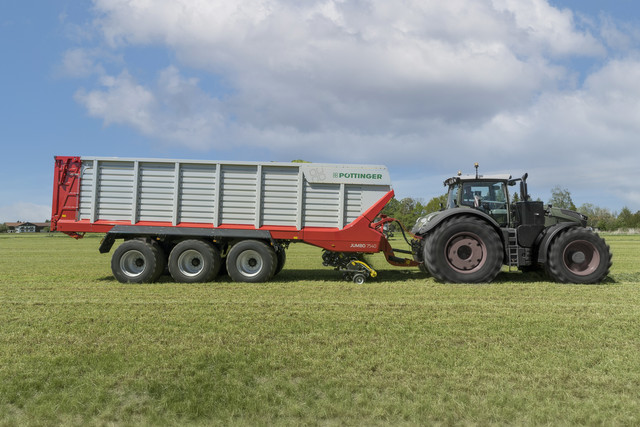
[411,164,612,283]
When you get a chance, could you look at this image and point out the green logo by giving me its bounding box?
[334,172,383,180]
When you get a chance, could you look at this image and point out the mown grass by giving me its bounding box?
[1,233,639,425]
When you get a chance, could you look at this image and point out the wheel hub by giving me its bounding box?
[563,240,600,276]
[120,250,146,278]
[571,251,586,264]
[178,249,205,277]
[236,250,263,277]
[445,233,486,273]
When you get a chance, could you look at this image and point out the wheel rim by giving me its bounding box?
[177,249,205,277]
[562,239,600,276]
[236,250,263,278]
[444,232,487,273]
[120,250,146,278]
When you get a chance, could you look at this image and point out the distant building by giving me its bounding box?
[5,222,50,233]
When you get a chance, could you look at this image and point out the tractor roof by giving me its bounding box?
[444,174,512,186]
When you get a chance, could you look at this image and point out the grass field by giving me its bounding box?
[1,233,639,425]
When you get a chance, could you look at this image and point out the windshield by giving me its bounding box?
[445,180,509,226]
[463,181,507,208]
[447,181,508,210]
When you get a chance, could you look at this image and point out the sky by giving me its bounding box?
[2,0,640,223]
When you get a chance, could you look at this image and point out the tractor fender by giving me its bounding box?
[414,208,503,237]
[535,222,578,264]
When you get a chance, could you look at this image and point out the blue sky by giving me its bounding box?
[2,0,640,222]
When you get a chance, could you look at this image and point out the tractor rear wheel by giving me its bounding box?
[546,227,611,284]
[424,215,503,283]
[412,240,430,275]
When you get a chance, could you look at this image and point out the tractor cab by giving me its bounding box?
[445,174,512,227]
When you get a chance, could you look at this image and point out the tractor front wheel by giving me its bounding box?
[424,215,503,283]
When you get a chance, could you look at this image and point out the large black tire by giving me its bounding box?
[412,242,430,276]
[168,239,222,283]
[274,248,286,276]
[111,239,165,283]
[226,240,277,283]
[423,215,503,283]
[546,227,611,284]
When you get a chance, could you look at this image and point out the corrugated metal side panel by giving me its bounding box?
[261,166,298,227]
[78,161,94,220]
[138,162,175,222]
[344,185,362,225]
[96,161,134,221]
[303,182,340,228]
[76,157,391,229]
[220,165,257,225]
[179,163,216,223]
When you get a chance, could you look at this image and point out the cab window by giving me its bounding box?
[460,181,509,225]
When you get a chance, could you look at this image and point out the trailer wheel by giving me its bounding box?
[424,215,503,283]
[274,248,287,276]
[546,227,611,284]
[353,274,366,285]
[226,240,276,283]
[168,240,222,283]
[111,239,165,284]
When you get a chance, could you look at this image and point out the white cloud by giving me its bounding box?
[74,67,227,149]
[0,202,51,223]
[75,70,156,134]
[58,48,105,78]
[79,0,598,142]
[491,0,605,57]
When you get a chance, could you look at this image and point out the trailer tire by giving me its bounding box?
[111,239,165,284]
[226,240,277,283]
[274,248,286,276]
[424,215,503,283]
[353,273,366,284]
[546,227,611,284]
[168,239,222,283]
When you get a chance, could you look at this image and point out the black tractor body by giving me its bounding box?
[411,168,611,283]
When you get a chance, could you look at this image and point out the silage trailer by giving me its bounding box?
[51,156,413,284]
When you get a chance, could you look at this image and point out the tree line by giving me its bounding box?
[381,186,640,232]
